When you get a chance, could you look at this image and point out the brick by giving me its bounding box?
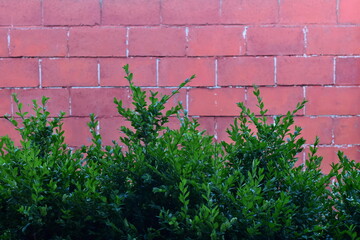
[162,0,219,24]
[218,57,274,86]
[187,26,245,56]
[189,88,245,116]
[0,118,21,145]
[141,88,187,111]
[98,117,131,146]
[62,117,92,147]
[294,117,333,144]
[159,58,215,87]
[334,117,360,144]
[42,58,98,87]
[10,28,67,57]
[221,0,278,24]
[196,117,216,136]
[100,58,156,87]
[279,0,336,24]
[247,87,304,115]
[13,89,70,117]
[43,0,100,26]
[69,27,126,57]
[0,58,39,87]
[102,0,160,25]
[307,27,360,55]
[306,87,360,115]
[129,27,186,56]
[277,57,333,85]
[0,28,8,56]
[247,27,304,55]
[0,89,12,115]
[339,0,360,24]
[216,117,236,142]
[0,0,41,26]
[336,58,360,85]
[70,88,130,117]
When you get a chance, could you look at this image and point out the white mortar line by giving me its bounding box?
[126,27,130,57]
[39,59,42,88]
[215,58,218,87]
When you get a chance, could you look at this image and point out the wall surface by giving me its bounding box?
[0,0,359,171]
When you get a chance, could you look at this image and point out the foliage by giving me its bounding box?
[0,65,358,239]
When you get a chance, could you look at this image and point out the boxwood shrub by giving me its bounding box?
[0,65,358,239]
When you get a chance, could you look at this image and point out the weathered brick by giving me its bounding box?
[70,88,130,117]
[339,0,360,24]
[279,0,336,24]
[0,0,41,26]
[129,27,186,56]
[218,57,274,86]
[294,117,333,144]
[188,88,245,116]
[62,117,92,147]
[43,0,100,25]
[277,57,333,85]
[334,117,360,144]
[10,28,67,57]
[246,87,304,115]
[42,58,98,87]
[69,27,126,57]
[99,58,156,87]
[102,0,160,25]
[247,27,304,55]
[307,26,360,55]
[306,87,360,115]
[13,88,70,117]
[0,58,39,87]
[162,0,219,24]
[336,58,360,85]
[187,26,245,56]
[159,58,215,87]
[0,28,8,56]
[0,89,12,116]
[221,0,278,24]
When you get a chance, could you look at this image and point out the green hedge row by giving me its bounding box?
[0,65,359,239]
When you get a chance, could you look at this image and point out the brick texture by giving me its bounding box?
[0,0,358,168]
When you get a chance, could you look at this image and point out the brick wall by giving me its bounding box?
[0,0,359,170]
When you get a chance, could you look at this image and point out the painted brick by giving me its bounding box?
[99,117,132,146]
[247,27,304,55]
[43,0,100,26]
[0,118,21,145]
[129,27,186,56]
[218,57,274,86]
[334,117,360,144]
[141,88,187,111]
[0,89,12,116]
[42,58,98,87]
[247,87,304,115]
[162,0,219,24]
[69,27,126,57]
[277,57,333,85]
[62,117,92,147]
[0,28,8,56]
[188,26,245,56]
[336,58,360,85]
[0,0,41,26]
[279,0,336,24]
[71,88,130,117]
[339,0,360,24]
[102,0,160,25]
[306,87,360,115]
[307,27,360,55]
[294,117,333,144]
[10,28,67,57]
[159,58,215,87]
[221,0,278,24]
[13,88,70,117]
[189,88,245,116]
[0,58,39,87]
[100,58,156,87]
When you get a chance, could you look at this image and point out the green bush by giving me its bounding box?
[0,65,358,239]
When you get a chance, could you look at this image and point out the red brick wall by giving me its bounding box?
[0,0,359,170]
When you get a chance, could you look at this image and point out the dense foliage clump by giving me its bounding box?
[0,65,359,239]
